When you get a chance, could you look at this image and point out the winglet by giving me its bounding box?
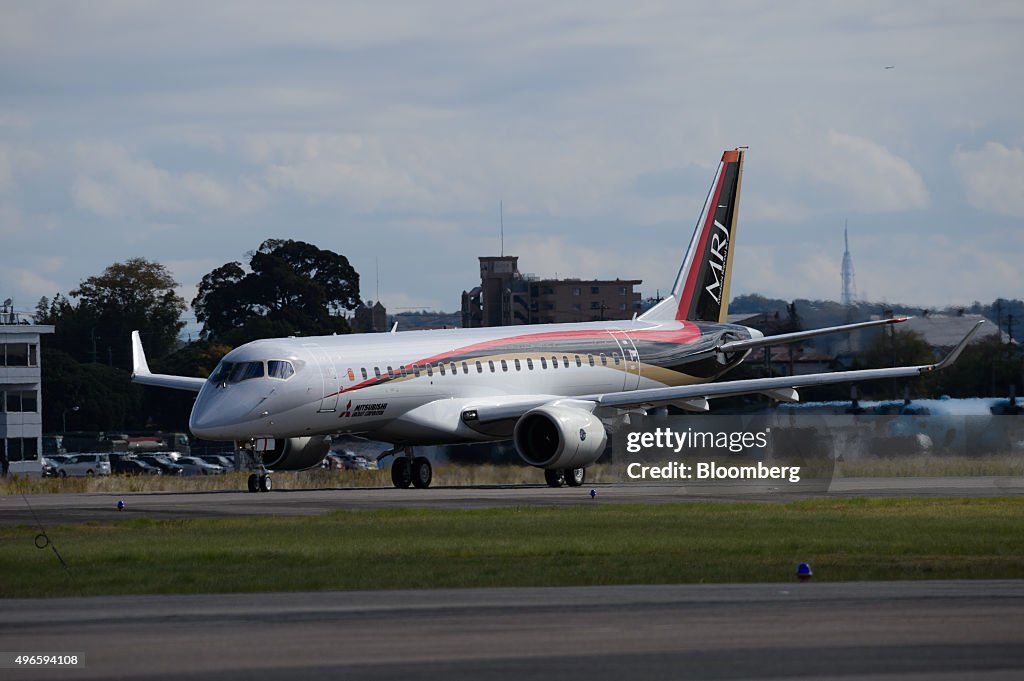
[129,330,206,392]
[925,320,984,372]
[131,330,151,377]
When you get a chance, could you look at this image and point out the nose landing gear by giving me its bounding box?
[243,447,272,493]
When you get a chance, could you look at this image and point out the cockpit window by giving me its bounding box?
[229,361,265,383]
[210,359,295,385]
[209,361,234,384]
[268,360,295,380]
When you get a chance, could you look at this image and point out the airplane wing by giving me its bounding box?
[471,321,982,423]
[718,316,908,354]
[131,330,206,393]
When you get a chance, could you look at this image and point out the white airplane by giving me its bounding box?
[132,149,981,492]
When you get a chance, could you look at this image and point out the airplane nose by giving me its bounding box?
[189,388,248,440]
[189,403,231,440]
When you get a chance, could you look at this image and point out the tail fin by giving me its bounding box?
[640,148,744,323]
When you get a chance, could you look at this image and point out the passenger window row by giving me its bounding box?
[354,353,623,380]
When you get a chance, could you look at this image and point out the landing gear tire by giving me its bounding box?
[259,474,272,492]
[391,457,412,488]
[247,474,259,493]
[411,457,432,489]
[564,467,585,487]
[544,469,565,488]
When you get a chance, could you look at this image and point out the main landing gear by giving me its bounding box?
[381,446,433,489]
[544,467,586,488]
[247,473,272,493]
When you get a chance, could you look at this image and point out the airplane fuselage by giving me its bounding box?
[188,318,759,445]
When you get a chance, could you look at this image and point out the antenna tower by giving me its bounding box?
[841,222,857,306]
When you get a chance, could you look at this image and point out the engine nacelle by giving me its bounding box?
[513,405,607,469]
[258,436,331,470]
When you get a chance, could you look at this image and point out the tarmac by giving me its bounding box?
[3,476,1023,527]
[2,581,1023,680]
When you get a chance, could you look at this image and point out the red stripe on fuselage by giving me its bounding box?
[330,323,705,398]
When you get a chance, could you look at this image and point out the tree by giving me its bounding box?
[856,329,937,399]
[40,348,145,432]
[193,239,360,344]
[36,259,185,368]
[927,335,1022,398]
[73,258,186,364]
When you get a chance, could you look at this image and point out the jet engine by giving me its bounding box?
[513,405,607,469]
[259,436,331,470]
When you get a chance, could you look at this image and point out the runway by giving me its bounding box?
[2,476,1022,527]
[2,581,1023,680]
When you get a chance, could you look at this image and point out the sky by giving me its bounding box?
[1,1,1022,337]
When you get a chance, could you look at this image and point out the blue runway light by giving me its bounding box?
[117,500,125,511]
[796,562,813,581]
[589,489,597,499]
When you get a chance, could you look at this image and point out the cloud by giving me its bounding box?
[734,230,1023,308]
[252,133,432,211]
[71,142,264,218]
[0,147,11,193]
[813,131,930,212]
[0,198,24,236]
[34,255,67,274]
[0,143,45,194]
[504,234,638,283]
[744,195,814,225]
[1,3,1022,315]
[0,268,61,300]
[952,142,1024,218]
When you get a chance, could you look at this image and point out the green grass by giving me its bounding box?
[2,498,1023,598]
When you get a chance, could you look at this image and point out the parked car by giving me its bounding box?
[323,452,373,470]
[55,453,111,477]
[41,455,71,478]
[137,454,185,476]
[174,456,226,475]
[115,459,163,476]
[199,454,238,471]
[109,453,136,472]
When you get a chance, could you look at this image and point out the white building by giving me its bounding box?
[1,301,54,475]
